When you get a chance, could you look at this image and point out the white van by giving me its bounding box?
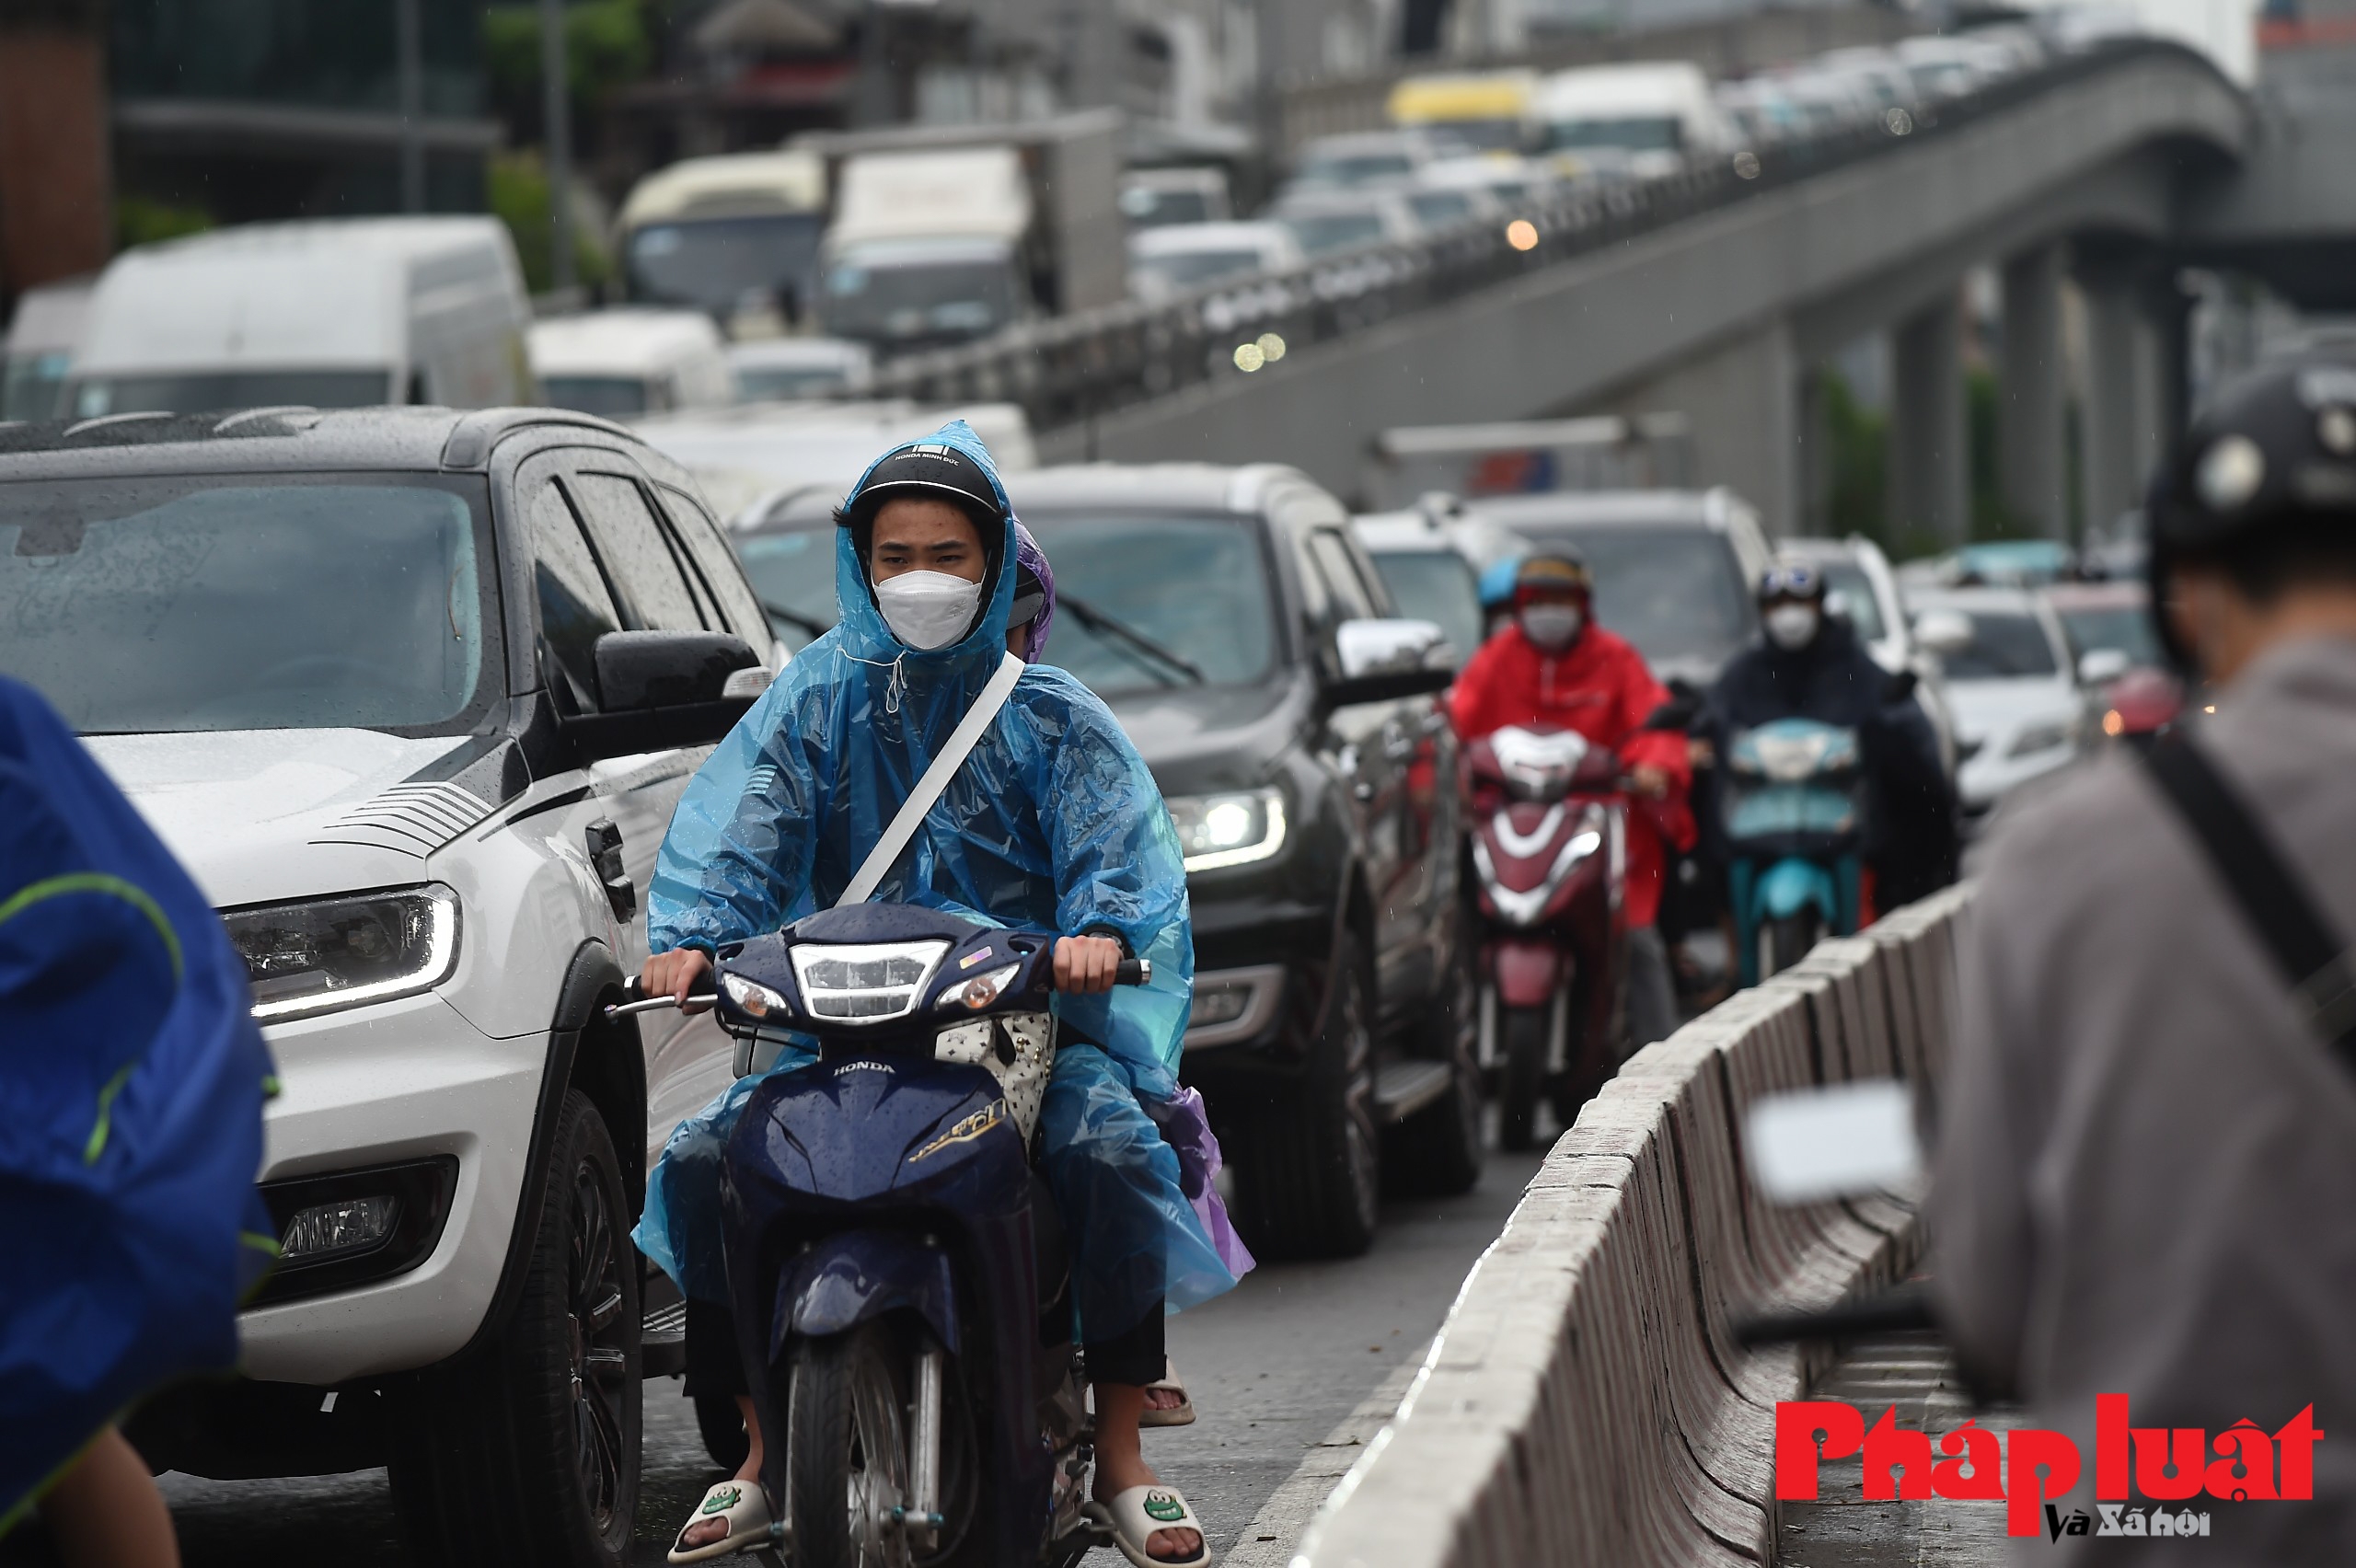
[1533,63,1738,180]
[528,308,735,420]
[616,150,829,329]
[67,218,533,417]
[816,147,1036,351]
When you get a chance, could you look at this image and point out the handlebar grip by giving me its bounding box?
[1116,958,1151,986]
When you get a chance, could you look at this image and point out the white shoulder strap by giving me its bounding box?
[837,651,1026,908]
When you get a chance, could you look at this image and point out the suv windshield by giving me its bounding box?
[1019,513,1277,697]
[1544,116,1682,152]
[1940,609,2058,679]
[1367,548,1484,662]
[1512,521,1751,669]
[1816,559,1887,641]
[0,473,494,734]
[2052,602,2160,667]
[736,525,838,653]
[68,370,394,418]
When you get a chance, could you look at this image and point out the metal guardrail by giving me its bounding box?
[865,40,2233,441]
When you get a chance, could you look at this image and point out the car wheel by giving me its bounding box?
[1497,1007,1548,1153]
[388,1090,641,1568]
[1384,942,1483,1197]
[1232,940,1380,1260]
[695,1387,751,1473]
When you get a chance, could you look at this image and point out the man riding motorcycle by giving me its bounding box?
[1706,564,1958,913]
[632,422,1243,1568]
[1448,551,1693,1052]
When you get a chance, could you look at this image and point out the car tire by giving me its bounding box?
[1232,940,1380,1260]
[1497,1007,1548,1154]
[388,1089,641,1568]
[1384,943,1483,1197]
[694,1388,751,1473]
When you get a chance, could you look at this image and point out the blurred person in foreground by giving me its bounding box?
[1449,550,1695,1051]
[1932,355,2356,1561]
[0,677,275,1567]
[1707,562,1958,915]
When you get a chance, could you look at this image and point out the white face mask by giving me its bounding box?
[1519,604,1583,651]
[1764,603,1820,651]
[874,571,984,651]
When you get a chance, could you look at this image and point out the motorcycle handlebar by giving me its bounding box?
[604,952,1150,1020]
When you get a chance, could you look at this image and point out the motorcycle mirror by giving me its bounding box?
[1882,667,1918,703]
[1744,1080,1923,1205]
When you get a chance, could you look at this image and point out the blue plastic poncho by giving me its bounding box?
[0,678,274,1532]
[634,421,1242,1341]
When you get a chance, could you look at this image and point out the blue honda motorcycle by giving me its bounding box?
[621,903,1145,1568]
[1722,718,1869,985]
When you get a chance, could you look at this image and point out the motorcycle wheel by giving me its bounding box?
[1760,911,1821,981]
[786,1322,914,1568]
[1497,1007,1549,1154]
[1385,939,1484,1197]
[387,1090,641,1568]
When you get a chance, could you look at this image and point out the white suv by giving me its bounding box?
[0,406,777,1567]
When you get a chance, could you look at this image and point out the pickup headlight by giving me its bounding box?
[1167,788,1287,872]
[225,885,459,1023]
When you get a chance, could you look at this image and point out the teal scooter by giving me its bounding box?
[1723,718,1868,985]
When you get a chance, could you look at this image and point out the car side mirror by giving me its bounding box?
[2077,647,2131,686]
[564,629,764,761]
[1911,608,1973,657]
[1326,617,1454,706]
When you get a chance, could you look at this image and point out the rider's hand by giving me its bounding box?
[1631,762,1672,800]
[1054,935,1124,995]
[643,948,714,1015]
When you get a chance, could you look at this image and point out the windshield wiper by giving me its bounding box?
[761,599,834,641]
[1057,593,1206,685]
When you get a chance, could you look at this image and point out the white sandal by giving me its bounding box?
[1089,1483,1213,1568]
[666,1478,774,1563]
[1140,1356,1196,1428]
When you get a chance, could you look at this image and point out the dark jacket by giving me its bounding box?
[1705,617,1958,905]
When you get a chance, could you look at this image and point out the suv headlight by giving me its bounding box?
[1167,788,1287,872]
[225,885,460,1023]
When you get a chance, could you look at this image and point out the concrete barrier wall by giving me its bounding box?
[1296,884,1973,1568]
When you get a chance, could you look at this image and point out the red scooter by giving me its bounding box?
[1461,725,1631,1151]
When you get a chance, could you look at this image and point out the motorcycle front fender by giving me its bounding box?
[1491,939,1568,1009]
[772,1228,960,1359]
[1755,858,1839,922]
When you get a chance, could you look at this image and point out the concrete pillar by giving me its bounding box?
[1888,294,1968,548]
[1586,317,1802,535]
[2077,256,2177,536]
[1796,366,1833,535]
[1999,245,2069,539]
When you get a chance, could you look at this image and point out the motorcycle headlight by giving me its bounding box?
[225,885,459,1023]
[1167,788,1287,872]
[936,962,1022,1013]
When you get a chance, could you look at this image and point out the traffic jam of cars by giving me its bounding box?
[1,16,2188,1562]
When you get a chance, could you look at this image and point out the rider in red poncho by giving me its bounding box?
[1448,551,1695,1050]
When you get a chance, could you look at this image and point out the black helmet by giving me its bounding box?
[2145,354,2356,669]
